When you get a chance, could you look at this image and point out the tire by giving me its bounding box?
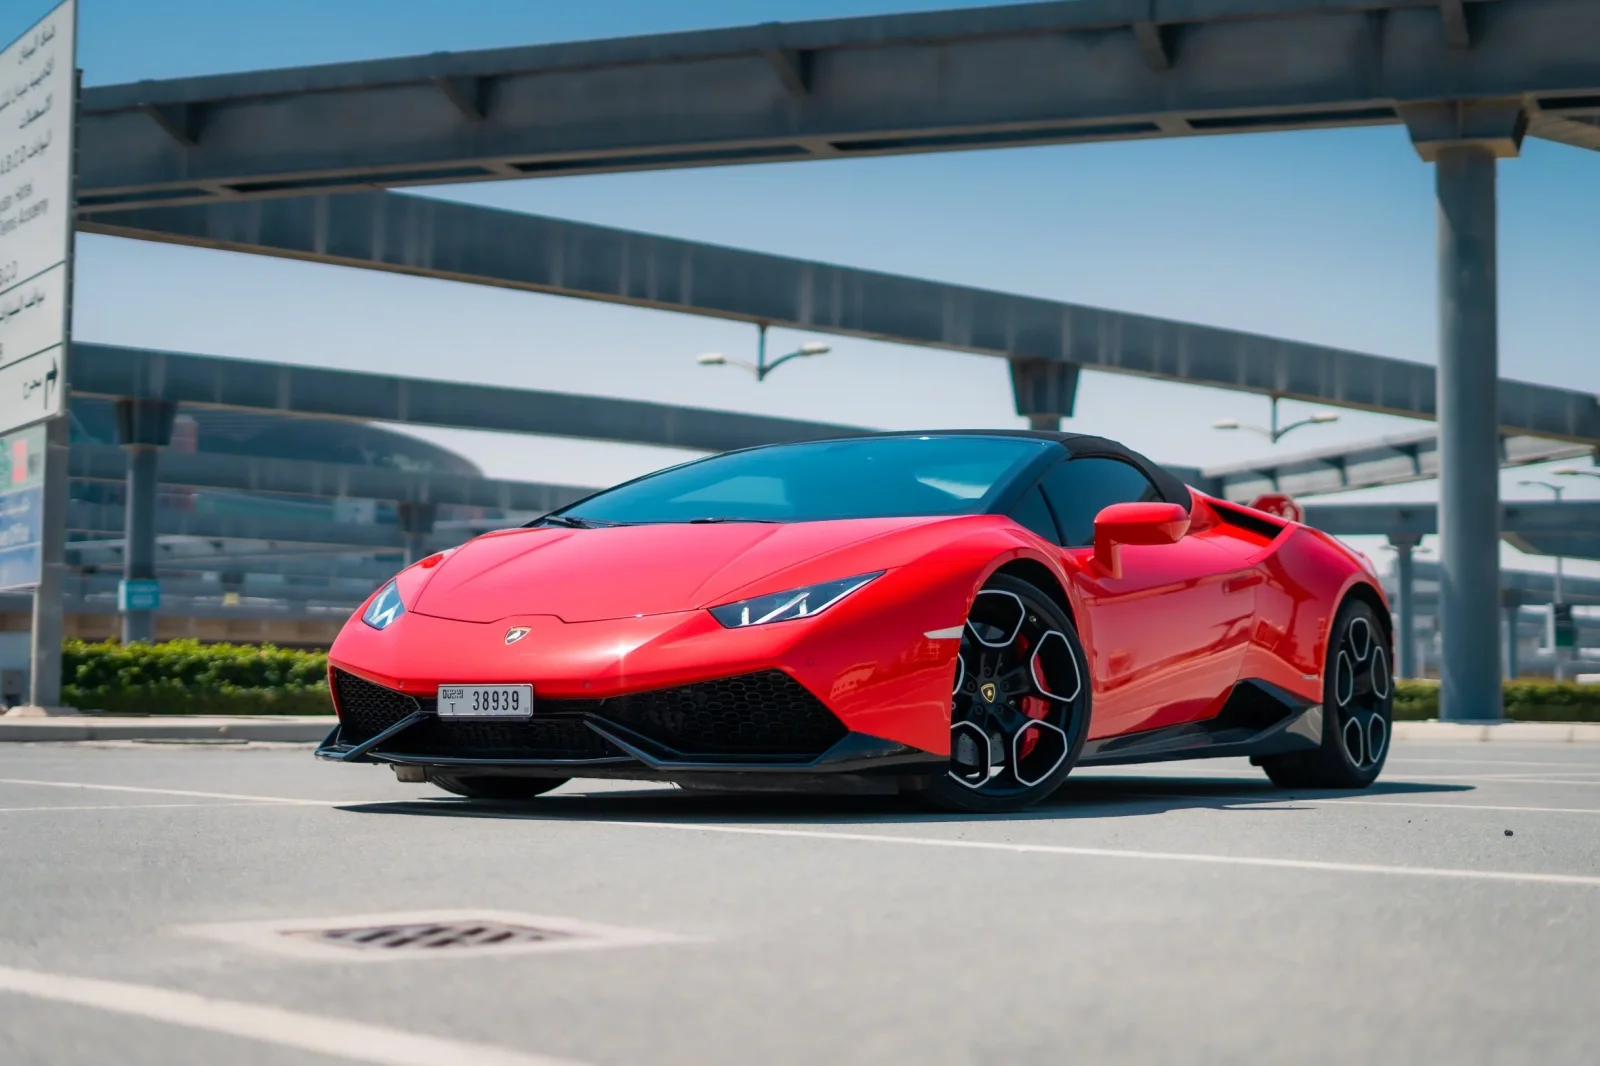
[430,774,571,800]
[1260,598,1393,790]
[918,574,1091,814]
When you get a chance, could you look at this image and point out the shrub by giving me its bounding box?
[61,639,331,716]
[1393,679,1600,722]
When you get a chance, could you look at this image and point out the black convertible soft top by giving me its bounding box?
[868,429,1194,512]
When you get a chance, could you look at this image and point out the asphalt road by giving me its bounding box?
[0,740,1596,1066]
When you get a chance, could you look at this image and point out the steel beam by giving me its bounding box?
[83,193,1600,445]
[66,342,866,453]
[74,0,1600,212]
[1192,430,1591,501]
[1401,559,1600,606]
[1303,499,1600,539]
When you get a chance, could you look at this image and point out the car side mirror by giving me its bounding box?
[1092,502,1190,578]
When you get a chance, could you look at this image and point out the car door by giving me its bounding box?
[1038,457,1257,740]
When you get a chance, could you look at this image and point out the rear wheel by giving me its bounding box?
[430,774,571,800]
[1260,599,1392,790]
[919,574,1090,814]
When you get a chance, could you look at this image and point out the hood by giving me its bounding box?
[409,516,955,624]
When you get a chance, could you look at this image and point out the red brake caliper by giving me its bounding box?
[1019,696,1050,758]
[1014,634,1048,759]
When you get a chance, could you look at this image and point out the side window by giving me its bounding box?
[1040,457,1160,547]
[1006,486,1061,544]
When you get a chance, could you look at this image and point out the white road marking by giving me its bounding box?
[0,778,391,806]
[578,819,1600,888]
[0,802,268,814]
[1387,758,1600,769]
[1083,767,1600,786]
[0,964,589,1066]
[1308,797,1600,816]
[1082,790,1600,817]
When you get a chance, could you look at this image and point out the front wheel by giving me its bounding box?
[918,574,1091,814]
[1260,598,1393,790]
[430,774,571,800]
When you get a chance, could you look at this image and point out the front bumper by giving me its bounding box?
[315,668,944,782]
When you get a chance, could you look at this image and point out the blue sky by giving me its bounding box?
[10,0,1600,575]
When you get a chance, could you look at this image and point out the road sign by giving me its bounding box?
[118,578,160,613]
[1248,492,1305,524]
[0,423,44,589]
[0,0,75,435]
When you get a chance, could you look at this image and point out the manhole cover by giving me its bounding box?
[179,910,691,962]
[284,920,575,952]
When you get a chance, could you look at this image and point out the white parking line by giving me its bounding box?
[577,820,1600,888]
[1079,790,1600,817]
[0,803,269,814]
[0,778,389,806]
[0,964,589,1066]
[1308,797,1600,816]
[1084,768,1600,786]
[1388,758,1600,769]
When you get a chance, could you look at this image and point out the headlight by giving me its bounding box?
[362,581,406,630]
[709,572,883,629]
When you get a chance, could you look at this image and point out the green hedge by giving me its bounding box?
[1395,679,1600,722]
[62,639,331,716]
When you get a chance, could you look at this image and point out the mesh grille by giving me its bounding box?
[576,671,847,757]
[332,670,418,744]
[330,669,845,761]
[384,717,617,760]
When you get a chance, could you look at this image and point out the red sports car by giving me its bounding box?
[318,432,1394,812]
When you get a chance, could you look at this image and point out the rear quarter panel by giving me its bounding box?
[1245,526,1388,705]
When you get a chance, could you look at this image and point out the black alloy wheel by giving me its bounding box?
[1260,599,1393,790]
[429,774,571,800]
[920,574,1091,813]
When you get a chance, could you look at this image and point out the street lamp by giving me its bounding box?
[1212,397,1339,444]
[696,324,831,382]
[1520,478,1569,679]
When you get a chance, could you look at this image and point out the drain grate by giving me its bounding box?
[178,909,693,962]
[283,919,577,953]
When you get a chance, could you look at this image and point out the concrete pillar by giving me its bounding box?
[1009,359,1080,432]
[114,400,177,644]
[397,502,438,567]
[1388,534,1421,679]
[1500,589,1522,680]
[1404,100,1525,721]
[28,417,71,710]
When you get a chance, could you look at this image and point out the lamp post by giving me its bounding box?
[697,324,831,382]
[1519,478,1567,679]
[1212,396,1339,444]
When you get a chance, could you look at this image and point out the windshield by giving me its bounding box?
[555,436,1053,525]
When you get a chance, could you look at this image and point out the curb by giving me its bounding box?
[0,716,338,743]
[1391,720,1600,743]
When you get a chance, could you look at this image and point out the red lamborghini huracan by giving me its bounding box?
[318,432,1394,812]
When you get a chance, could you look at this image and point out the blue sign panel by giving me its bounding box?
[118,579,161,613]
[0,425,45,591]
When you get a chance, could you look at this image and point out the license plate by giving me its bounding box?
[436,685,534,718]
